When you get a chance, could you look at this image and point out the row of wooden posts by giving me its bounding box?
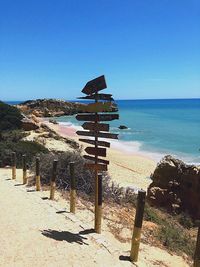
[10,152,200,265]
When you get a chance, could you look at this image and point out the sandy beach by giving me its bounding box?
[41,119,157,190]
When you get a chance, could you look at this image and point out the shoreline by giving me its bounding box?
[40,118,157,190]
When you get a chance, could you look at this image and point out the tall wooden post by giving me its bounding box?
[36,157,41,191]
[194,226,200,267]
[94,92,99,231]
[96,174,103,233]
[22,154,27,184]
[76,75,119,234]
[130,190,146,262]
[70,162,76,213]
[50,160,58,200]
[11,152,16,180]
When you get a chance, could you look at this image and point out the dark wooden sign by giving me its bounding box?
[79,102,112,113]
[77,130,118,139]
[79,138,110,148]
[85,147,106,157]
[85,163,108,171]
[82,75,107,95]
[82,122,109,132]
[78,93,114,101]
[83,155,109,165]
[76,114,119,122]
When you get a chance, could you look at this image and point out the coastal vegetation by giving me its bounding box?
[0,101,48,167]
[0,101,22,131]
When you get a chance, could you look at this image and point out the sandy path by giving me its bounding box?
[0,168,131,267]
[0,168,190,267]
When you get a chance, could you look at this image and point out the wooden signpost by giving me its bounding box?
[76,75,119,233]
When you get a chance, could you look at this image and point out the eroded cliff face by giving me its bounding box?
[17,99,118,117]
[147,155,200,219]
[17,99,86,117]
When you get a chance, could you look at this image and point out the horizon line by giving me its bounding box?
[3,97,200,102]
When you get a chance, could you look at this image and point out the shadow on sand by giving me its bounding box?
[27,189,36,192]
[79,228,95,235]
[41,197,49,200]
[41,229,88,245]
[56,210,70,214]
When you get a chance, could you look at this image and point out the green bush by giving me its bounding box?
[0,130,27,142]
[157,223,195,257]
[0,101,22,131]
[0,140,48,168]
[177,212,194,229]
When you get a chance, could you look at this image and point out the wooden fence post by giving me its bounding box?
[130,190,146,262]
[50,159,58,200]
[70,162,76,213]
[36,157,41,191]
[11,152,16,180]
[96,174,103,234]
[194,225,200,267]
[22,155,27,184]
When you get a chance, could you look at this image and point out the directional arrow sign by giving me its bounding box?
[76,114,119,122]
[83,155,109,165]
[82,75,107,95]
[85,163,108,171]
[82,122,109,132]
[78,93,114,101]
[85,147,106,157]
[79,139,110,148]
[77,130,118,139]
[79,102,112,113]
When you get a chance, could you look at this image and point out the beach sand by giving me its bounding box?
[40,119,157,190]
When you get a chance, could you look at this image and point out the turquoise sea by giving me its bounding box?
[54,99,200,164]
[7,99,200,164]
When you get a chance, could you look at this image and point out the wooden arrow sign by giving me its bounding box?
[77,130,118,139]
[76,114,119,122]
[82,122,109,132]
[83,155,109,165]
[79,102,112,113]
[78,93,114,101]
[85,147,106,157]
[82,75,107,95]
[85,163,108,171]
[79,138,110,148]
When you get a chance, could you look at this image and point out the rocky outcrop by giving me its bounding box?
[21,117,39,131]
[17,99,118,117]
[118,125,128,129]
[147,155,200,219]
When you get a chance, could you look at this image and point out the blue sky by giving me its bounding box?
[0,0,199,100]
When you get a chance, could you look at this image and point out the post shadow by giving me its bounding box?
[41,197,49,200]
[14,183,24,186]
[56,210,69,214]
[41,229,88,245]
[79,229,95,235]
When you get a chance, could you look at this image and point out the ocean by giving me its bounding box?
[54,99,200,165]
[6,99,200,164]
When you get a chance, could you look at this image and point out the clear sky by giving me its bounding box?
[0,0,199,101]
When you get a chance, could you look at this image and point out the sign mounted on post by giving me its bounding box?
[82,75,107,95]
[76,75,119,234]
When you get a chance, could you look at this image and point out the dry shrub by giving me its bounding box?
[29,151,137,203]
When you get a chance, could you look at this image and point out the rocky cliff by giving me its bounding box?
[147,155,200,219]
[17,99,118,117]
